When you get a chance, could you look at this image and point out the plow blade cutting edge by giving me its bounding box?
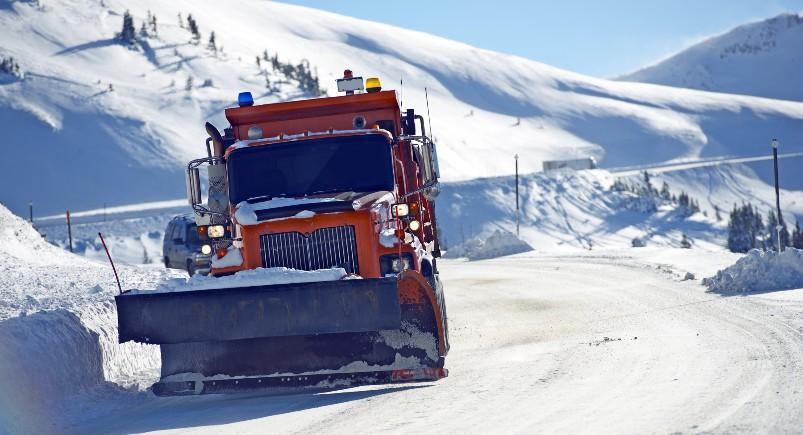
[115,272,449,395]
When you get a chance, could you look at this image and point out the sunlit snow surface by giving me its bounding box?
[3,1,803,215]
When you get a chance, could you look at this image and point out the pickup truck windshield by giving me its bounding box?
[227,134,394,205]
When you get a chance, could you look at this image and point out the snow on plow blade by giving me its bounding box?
[115,278,402,344]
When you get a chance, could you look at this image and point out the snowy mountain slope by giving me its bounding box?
[4,0,803,216]
[621,13,803,101]
[440,168,727,253]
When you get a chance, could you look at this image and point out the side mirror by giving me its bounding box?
[186,167,202,206]
[423,181,441,201]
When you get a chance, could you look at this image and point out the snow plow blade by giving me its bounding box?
[115,271,449,396]
[115,278,402,344]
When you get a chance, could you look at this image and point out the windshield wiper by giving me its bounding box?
[245,195,277,204]
[307,189,355,197]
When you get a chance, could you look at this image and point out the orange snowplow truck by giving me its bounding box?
[114,71,450,395]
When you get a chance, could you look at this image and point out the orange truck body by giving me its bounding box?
[216,90,441,280]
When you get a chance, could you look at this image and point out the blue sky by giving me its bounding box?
[279,0,803,78]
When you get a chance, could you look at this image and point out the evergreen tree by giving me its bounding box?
[678,192,689,209]
[781,219,791,249]
[271,53,279,71]
[150,14,158,36]
[715,205,722,221]
[207,31,216,52]
[178,12,183,28]
[727,205,750,252]
[139,21,148,38]
[256,56,261,68]
[118,10,136,44]
[0,56,21,77]
[185,76,193,91]
[642,171,654,196]
[728,203,763,253]
[263,49,269,62]
[793,220,803,249]
[680,233,692,249]
[187,14,200,42]
[660,181,670,200]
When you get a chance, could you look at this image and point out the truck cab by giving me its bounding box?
[188,73,443,286]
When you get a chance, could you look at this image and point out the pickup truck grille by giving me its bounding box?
[259,225,360,274]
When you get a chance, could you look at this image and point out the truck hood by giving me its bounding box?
[234,191,393,225]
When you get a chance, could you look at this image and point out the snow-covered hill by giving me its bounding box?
[621,13,803,101]
[3,0,803,216]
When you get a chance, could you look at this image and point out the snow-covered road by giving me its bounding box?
[72,253,803,434]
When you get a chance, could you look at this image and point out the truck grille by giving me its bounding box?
[259,225,360,274]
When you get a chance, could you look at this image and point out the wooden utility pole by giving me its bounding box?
[772,139,783,252]
[515,154,520,237]
[66,210,73,253]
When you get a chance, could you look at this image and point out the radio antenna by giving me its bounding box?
[425,87,434,139]
[400,75,404,108]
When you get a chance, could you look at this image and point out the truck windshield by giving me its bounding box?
[227,134,394,204]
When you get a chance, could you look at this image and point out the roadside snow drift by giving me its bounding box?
[0,203,177,434]
[703,248,803,293]
[445,229,533,260]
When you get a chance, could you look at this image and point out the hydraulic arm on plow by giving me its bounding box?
[115,71,450,395]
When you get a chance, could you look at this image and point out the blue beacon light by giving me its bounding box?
[238,92,254,107]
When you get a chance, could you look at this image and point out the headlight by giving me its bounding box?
[207,224,226,238]
[391,202,419,218]
[391,203,409,217]
[380,253,414,275]
[392,257,411,272]
[200,244,212,255]
[408,220,421,231]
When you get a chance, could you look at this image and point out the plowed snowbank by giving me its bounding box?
[0,204,174,433]
[445,229,533,260]
[703,248,803,293]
